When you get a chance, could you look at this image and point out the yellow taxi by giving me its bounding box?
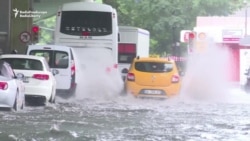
[125,57,181,98]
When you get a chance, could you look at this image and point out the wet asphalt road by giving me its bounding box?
[0,88,250,141]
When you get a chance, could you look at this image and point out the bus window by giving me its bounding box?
[60,11,112,36]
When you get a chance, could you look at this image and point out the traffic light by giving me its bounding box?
[188,31,196,53]
[188,32,196,40]
[31,25,39,44]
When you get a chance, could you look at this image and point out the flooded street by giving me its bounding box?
[0,0,248,140]
[0,87,250,141]
[1,44,250,141]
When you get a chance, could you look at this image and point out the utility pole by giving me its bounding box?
[244,0,248,36]
[172,26,176,56]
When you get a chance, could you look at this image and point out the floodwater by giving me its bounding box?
[1,43,250,141]
[0,88,250,141]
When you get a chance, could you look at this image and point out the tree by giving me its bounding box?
[36,16,56,44]
[103,0,244,55]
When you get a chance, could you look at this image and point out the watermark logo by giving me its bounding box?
[13,8,19,18]
[12,8,47,18]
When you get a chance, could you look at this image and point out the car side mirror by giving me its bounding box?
[15,73,24,80]
[52,69,59,76]
[121,68,128,74]
[179,71,185,76]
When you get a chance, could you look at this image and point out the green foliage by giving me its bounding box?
[36,16,56,45]
[104,0,243,55]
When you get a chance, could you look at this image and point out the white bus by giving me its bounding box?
[54,0,118,65]
[54,0,124,95]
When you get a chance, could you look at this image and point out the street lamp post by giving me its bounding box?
[244,0,248,36]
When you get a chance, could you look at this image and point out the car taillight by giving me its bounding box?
[32,74,49,80]
[113,64,118,69]
[71,63,75,76]
[171,75,179,83]
[106,67,111,73]
[127,73,135,81]
[0,82,8,90]
[106,64,118,73]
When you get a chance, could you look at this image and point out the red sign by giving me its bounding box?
[184,32,190,42]
[19,31,31,43]
[180,30,192,42]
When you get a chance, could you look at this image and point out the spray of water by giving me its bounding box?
[58,43,250,106]
[179,38,234,103]
[70,47,124,101]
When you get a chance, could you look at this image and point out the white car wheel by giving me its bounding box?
[49,88,56,103]
[21,96,25,110]
[13,92,18,111]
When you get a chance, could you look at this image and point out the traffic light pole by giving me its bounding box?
[31,25,40,44]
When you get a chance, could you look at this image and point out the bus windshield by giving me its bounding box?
[60,11,112,36]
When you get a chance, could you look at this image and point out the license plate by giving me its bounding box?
[144,90,162,95]
[23,77,29,83]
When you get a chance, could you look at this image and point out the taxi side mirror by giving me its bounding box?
[179,71,185,76]
[122,68,128,73]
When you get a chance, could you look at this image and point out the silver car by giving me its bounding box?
[0,60,25,111]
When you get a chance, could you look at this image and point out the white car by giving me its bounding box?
[0,60,25,111]
[0,54,57,105]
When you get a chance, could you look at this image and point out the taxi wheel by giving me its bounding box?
[118,83,126,96]
[120,87,127,96]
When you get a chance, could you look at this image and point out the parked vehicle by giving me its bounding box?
[0,60,25,110]
[55,0,118,66]
[125,57,181,98]
[118,26,150,81]
[26,45,76,96]
[55,1,121,92]
[0,54,56,104]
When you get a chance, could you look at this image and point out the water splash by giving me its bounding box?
[180,38,233,103]
[70,47,124,101]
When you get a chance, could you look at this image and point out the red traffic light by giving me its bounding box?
[32,26,39,33]
[189,32,195,39]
